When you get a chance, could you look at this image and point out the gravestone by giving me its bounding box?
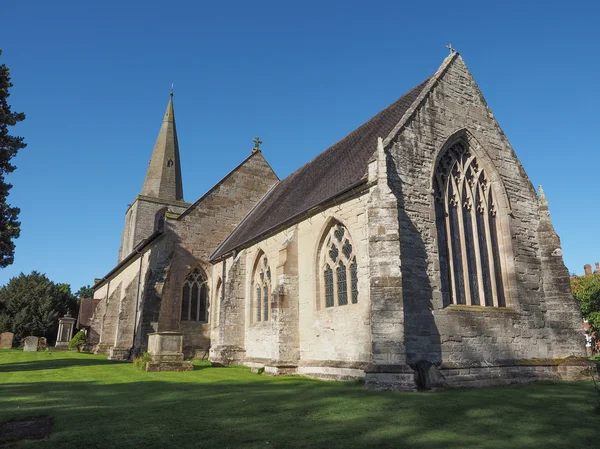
[0,332,14,349]
[37,337,47,351]
[23,336,39,352]
[55,311,76,348]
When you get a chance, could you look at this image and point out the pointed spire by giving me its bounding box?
[140,92,184,201]
[538,185,549,218]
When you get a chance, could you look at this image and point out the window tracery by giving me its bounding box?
[253,254,271,322]
[434,142,506,307]
[320,223,358,308]
[181,268,208,322]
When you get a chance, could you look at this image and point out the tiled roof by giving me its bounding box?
[211,77,430,260]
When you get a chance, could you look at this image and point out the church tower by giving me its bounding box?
[118,92,190,262]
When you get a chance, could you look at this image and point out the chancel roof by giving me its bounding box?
[211,76,431,261]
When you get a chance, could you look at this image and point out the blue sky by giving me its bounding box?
[1,0,599,290]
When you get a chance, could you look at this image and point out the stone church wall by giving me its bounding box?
[238,192,372,378]
[118,195,188,263]
[384,55,585,378]
[156,152,279,355]
[91,237,162,357]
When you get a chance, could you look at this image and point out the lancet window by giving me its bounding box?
[320,223,358,308]
[214,278,222,326]
[254,254,271,322]
[434,142,506,307]
[181,268,209,322]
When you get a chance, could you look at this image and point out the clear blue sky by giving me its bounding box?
[1,0,599,290]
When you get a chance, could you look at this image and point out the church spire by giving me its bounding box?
[140,92,184,201]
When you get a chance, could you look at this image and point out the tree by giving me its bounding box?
[0,271,78,345]
[0,49,26,267]
[76,285,95,299]
[571,273,600,328]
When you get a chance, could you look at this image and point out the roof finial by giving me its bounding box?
[170,83,174,97]
[252,136,262,153]
[446,43,457,54]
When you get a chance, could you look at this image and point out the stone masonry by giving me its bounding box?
[90,53,587,388]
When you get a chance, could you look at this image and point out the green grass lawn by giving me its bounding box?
[0,349,596,449]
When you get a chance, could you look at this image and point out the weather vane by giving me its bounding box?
[170,83,174,96]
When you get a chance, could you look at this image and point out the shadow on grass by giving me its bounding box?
[0,357,124,373]
[0,372,596,449]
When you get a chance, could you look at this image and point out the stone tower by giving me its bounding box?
[118,93,190,262]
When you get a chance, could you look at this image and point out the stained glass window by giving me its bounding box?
[320,222,358,308]
[256,285,262,322]
[350,258,358,304]
[181,284,190,321]
[337,262,348,306]
[181,268,208,321]
[253,253,272,322]
[263,285,269,321]
[325,266,334,307]
[433,141,506,307]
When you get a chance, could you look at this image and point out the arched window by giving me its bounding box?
[181,268,209,322]
[320,222,358,308]
[434,142,506,307]
[253,254,271,322]
[214,278,222,326]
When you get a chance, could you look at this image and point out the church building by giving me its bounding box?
[89,52,587,389]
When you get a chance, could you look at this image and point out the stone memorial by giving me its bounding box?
[37,337,47,351]
[23,336,39,352]
[55,311,76,348]
[0,332,14,349]
[146,332,192,371]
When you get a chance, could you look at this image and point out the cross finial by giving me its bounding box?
[252,136,262,153]
[446,43,457,54]
[170,83,174,97]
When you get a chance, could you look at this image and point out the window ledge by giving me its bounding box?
[442,305,518,314]
[250,320,271,328]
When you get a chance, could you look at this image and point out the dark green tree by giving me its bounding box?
[75,285,95,299]
[0,271,78,345]
[0,49,26,267]
[571,273,600,327]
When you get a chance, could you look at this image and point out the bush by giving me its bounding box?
[68,330,86,352]
[133,352,152,371]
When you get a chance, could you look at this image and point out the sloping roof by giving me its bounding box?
[211,76,431,260]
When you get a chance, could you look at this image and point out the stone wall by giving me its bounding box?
[118,195,189,262]
[380,54,586,375]
[92,151,278,359]
[218,191,372,378]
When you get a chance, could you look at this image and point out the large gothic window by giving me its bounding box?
[181,268,209,322]
[434,142,506,307]
[320,222,358,308]
[253,254,271,322]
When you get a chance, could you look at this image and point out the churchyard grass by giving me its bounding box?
[0,349,595,449]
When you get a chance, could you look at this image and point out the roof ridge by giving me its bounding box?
[210,180,280,260]
[178,151,275,220]
[383,52,459,147]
